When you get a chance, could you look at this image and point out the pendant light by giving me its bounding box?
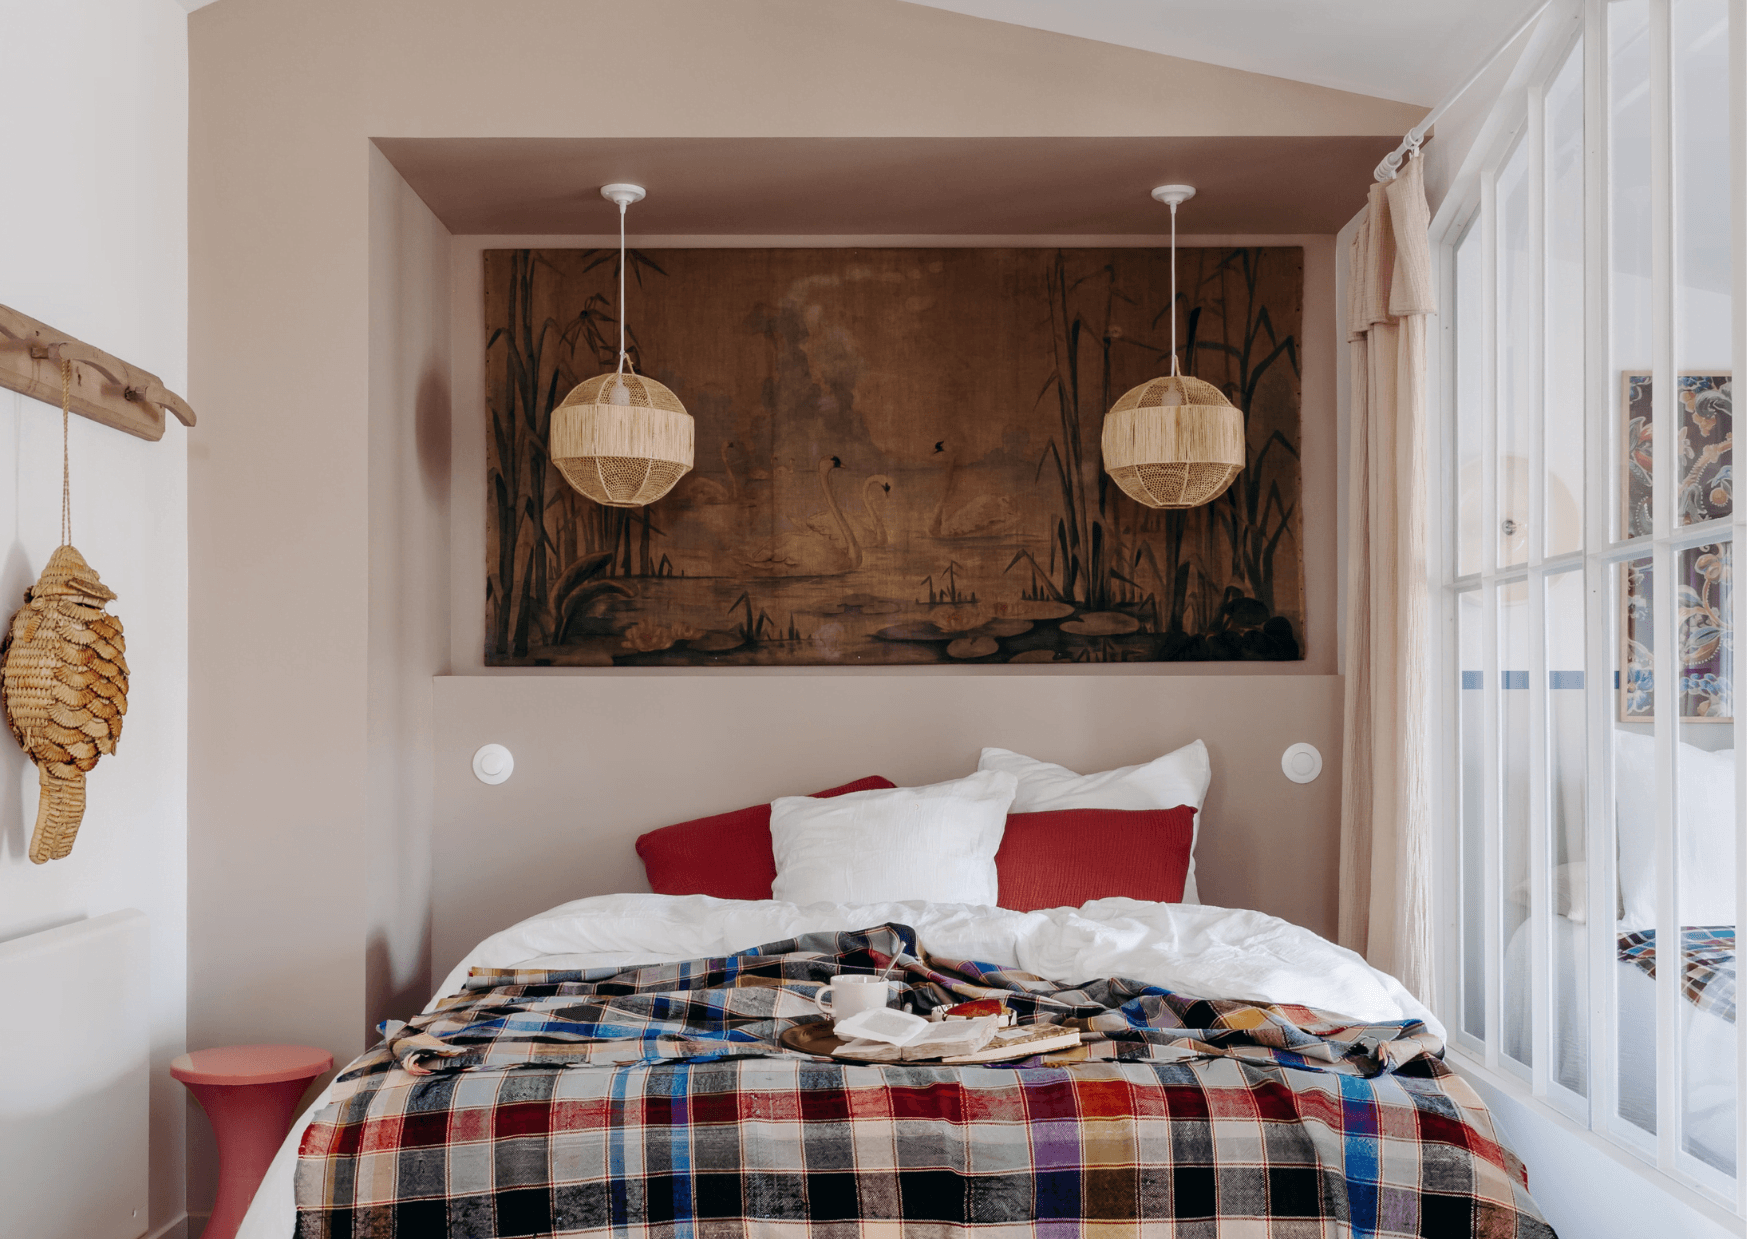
[1100,184,1245,509]
[551,183,694,507]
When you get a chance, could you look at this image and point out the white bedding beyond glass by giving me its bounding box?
[1506,913,1737,1175]
[238,892,1436,1238]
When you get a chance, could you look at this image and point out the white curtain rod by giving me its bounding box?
[1373,0,1552,182]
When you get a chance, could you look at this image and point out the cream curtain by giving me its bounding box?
[1339,153,1436,1000]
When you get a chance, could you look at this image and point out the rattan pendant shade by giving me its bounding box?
[551,184,694,508]
[1101,184,1245,510]
[551,371,693,507]
[1102,367,1246,508]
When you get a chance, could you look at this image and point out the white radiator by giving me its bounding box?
[0,910,149,1239]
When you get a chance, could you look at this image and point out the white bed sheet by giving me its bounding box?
[1504,914,1736,1174]
[239,893,1437,1238]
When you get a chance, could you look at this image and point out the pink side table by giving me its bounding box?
[172,1044,333,1240]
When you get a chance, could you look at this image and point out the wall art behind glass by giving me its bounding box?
[484,247,1305,668]
[1618,372,1733,721]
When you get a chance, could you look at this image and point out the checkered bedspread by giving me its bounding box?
[1617,925,1736,1022]
[295,924,1553,1237]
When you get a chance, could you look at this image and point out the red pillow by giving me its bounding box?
[636,776,897,900]
[994,807,1197,911]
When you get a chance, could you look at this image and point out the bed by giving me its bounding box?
[241,894,1552,1237]
[241,749,1552,1236]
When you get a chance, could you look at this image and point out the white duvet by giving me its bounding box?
[239,894,1436,1239]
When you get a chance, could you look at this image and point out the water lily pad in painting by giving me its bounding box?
[1059,611,1141,636]
[1007,649,1059,663]
[974,618,1034,638]
[946,636,1000,659]
[874,623,950,642]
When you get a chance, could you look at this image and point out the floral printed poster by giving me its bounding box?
[1619,372,1732,721]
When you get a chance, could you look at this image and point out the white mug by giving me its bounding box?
[815,975,893,1021]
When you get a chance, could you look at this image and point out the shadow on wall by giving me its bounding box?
[0,538,34,862]
[366,925,433,1047]
[416,365,451,506]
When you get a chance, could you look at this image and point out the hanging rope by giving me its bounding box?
[59,359,71,547]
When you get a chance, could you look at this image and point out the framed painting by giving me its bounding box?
[484,247,1306,668]
[1618,371,1733,722]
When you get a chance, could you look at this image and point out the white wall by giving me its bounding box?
[0,1,189,1234]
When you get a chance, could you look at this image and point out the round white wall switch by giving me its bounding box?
[1281,742,1322,784]
[472,743,514,786]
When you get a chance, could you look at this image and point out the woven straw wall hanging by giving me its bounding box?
[550,183,695,507]
[1101,184,1247,508]
[1,360,128,863]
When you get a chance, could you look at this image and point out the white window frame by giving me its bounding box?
[1428,0,1748,1226]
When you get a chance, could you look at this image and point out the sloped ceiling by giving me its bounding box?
[901,0,1542,106]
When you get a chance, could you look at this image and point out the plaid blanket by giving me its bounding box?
[296,924,1552,1237]
[1617,925,1736,1022]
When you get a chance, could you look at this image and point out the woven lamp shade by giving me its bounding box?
[551,371,694,507]
[1101,373,1246,508]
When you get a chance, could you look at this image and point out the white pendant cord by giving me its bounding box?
[1169,201,1180,378]
[615,200,629,386]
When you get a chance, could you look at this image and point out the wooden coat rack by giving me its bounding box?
[0,303,197,441]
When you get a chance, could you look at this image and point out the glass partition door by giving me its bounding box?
[1439,0,1742,1214]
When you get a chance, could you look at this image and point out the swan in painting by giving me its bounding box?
[860,475,893,547]
[679,440,743,505]
[930,441,1019,539]
[743,456,863,575]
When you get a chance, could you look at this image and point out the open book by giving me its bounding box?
[833,1017,1080,1063]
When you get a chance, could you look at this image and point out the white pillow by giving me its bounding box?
[978,740,1213,902]
[770,770,1017,907]
[1508,861,1590,924]
[1614,729,1737,930]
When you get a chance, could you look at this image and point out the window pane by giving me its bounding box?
[1677,539,1734,1173]
[1546,40,1586,557]
[1456,222,1486,577]
[1547,568,1588,1095]
[1673,0,1732,528]
[1499,139,1535,567]
[1502,578,1532,1067]
[1460,587,1486,1040]
[1614,555,1656,1134]
[1611,1,1654,540]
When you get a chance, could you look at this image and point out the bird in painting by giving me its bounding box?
[680,440,745,505]
[860,475,894,547]
[743,456,863,575]
[930,441,1019,539]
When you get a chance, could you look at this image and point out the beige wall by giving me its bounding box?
[365,148,453,1039]
[188,0,1421,1211]
[432,674,1346,982]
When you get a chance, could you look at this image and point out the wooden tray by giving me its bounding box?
[778,1021,846,1057]
[778,1020,1082,1064]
